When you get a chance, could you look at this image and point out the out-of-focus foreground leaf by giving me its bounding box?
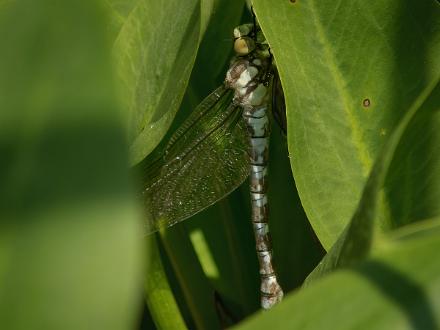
[234,218,440,330]
[254,0,440,249]
[0,1,144,329]
[111,0,201,165]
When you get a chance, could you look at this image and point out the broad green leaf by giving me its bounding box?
[0,1,144,329]
[254,0,440,249]
[304,81,439,283]
[113,0,201,165]
[234,218,440,330]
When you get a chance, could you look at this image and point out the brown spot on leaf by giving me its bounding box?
[363,98,371,107]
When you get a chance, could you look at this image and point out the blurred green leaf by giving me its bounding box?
[106,0,138,19]
[254,0,440,249]
[0,1,144,329]
[104,0,138,38]
[112,0,201,165]
[234,218,440,330]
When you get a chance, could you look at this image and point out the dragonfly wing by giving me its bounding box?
[272,67,287,135]
[142,86,250,233]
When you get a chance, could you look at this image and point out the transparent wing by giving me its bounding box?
[272,67,287,135]
[142,85,250,233]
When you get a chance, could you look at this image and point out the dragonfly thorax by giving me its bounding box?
[226,23,272,111]
[225,58,270,110]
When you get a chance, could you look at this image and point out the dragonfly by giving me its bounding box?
[142,21,286,310]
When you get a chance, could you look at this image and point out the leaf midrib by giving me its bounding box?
[309,0,373,177]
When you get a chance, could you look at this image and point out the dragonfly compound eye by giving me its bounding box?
[234,37,255,56]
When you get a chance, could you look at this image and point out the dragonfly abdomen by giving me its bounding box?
[243,106,284,310]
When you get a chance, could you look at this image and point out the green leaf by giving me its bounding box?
[186,0,245,99]
[268,126,326,291]
[304,81,439,283]
[105,0,138,19]
[234,218,440,330]
[104,0,138,38]
[145,237,187,330]
[112,0,201,165]
[0,1,144,329]
[253,0,440,249]
[383,99,440,228]
[184,190,262,317]
[161,227,222,330]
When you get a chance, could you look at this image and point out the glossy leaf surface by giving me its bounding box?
[254,0,440,249]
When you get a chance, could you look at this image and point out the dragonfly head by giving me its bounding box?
[234,36,256,56]
[233,24,256,56]
[233,23,270,59]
